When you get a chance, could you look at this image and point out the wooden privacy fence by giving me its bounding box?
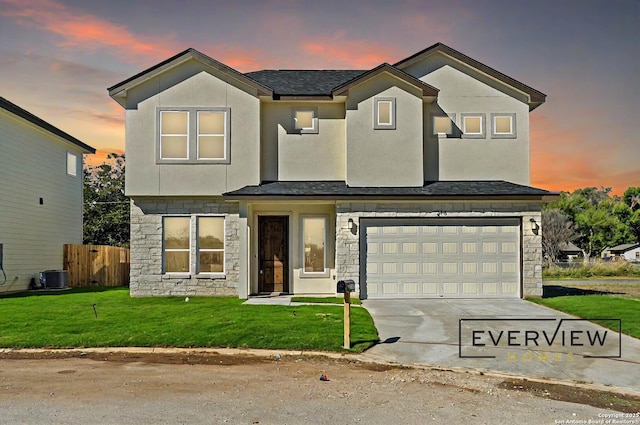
[64,244,130,287]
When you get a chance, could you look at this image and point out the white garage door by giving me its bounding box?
[363,218,520,299]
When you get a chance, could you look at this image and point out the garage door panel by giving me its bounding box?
[363,219,520,299]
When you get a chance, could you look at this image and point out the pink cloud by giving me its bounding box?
[1,0,176,63]
[301,32,401,68]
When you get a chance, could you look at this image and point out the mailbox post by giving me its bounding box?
[337,280,355,349]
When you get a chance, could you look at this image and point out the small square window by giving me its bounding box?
[432,114,455,136]
[461,114,486,139]
[294,109,318,134]
[491,114,516,138]
[374,98,396,130]
[66,152,78,176]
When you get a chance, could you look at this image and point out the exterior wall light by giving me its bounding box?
[529,218,540,235]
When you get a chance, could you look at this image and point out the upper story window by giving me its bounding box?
[293,108,318,134]
[432,113,455,137]
[491,113,516,138]
[461,113,486,139]
[66,152,78,176]
[374,98,396,130]
[157,108,230,164]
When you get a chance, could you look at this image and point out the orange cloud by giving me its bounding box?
[85,149,125,167]
[302,32,400,68]
[1,0,176,63]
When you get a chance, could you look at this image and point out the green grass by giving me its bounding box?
[291,296,362,305]
[543,262,640,280]
[530,296,640,339]
[0,287,378,352]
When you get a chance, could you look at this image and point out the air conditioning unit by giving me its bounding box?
[39,270,69,289]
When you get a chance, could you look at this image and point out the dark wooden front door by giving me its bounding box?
[258,216,289,293]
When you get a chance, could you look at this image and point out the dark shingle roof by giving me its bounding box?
[224,181,558,199]
[0,97,95,153]
[244,70,367,96]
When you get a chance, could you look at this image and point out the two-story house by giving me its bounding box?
[0,97,95,293]
[108,43,556,299]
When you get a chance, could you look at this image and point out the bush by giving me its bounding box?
[543,261,640,279]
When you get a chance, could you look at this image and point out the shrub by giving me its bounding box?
[543,261,640,279]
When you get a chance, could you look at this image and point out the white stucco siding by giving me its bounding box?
[260,102,346,181]
[125,70,261,196]
[345,75,424,187]
[0,111,84,292]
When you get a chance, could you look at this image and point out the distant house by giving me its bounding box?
[109,42,557,300]
[0,97,95,293]
[558,242,582,261]
[603,243,640,262]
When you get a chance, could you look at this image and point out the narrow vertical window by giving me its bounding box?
[197,217,225,273]
[163,217,191,273]
[197,111,226,160]
[160,111,189,159]
[302,217,326,274]
[66,152,78,176]
[374,98,396,129]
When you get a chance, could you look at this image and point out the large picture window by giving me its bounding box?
[197,217,225,273]
[157,108,230,163]
[163,217,191,273]
[302,217,326,274]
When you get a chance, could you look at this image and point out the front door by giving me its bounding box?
[258,216,289,293]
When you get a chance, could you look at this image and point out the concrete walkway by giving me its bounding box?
[361,299,640,394]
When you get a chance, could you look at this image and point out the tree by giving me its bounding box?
[541,209,580,265]
[83,153,129,247]
[623,187,640,242]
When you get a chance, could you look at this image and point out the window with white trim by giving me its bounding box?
[461,113,486,139]
[197,216,225,274]
[66,152,78,176]
[158,108,230,163]
[491,113,516,138]
[432,114,455,136]
[374,98,396,129]
[163,217,191,273]
[293,108,318,134]
[302,216,326,274]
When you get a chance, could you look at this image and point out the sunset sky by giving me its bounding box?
[1,0,638,194]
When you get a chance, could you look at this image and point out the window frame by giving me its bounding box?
[431,113,456,137]
[374,97,396,130]
[293,108,318,134]
[157,107,231,164]
[300,215,328,277]
[162,216,192,275]
[461,113,486,139]
[66,151,78,177]
[197,110,228,161]
[196,216,226,276]
[491,113,517,139]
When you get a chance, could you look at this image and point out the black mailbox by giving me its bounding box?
[337,279,356,293]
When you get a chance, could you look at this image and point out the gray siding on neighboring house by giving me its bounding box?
[125,70,261,197]
[129,197,240,296]
[0,110,85,292]
[346,74,424,187]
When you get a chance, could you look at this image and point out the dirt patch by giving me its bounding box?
[498,378,640,413]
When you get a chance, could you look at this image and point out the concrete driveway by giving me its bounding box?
[361,299,640,393]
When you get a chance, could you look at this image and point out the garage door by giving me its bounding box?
[363,218,520,298]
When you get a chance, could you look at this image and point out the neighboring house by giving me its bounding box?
[558,242,583,262]
[0,97,95,293]
[603,244,640,262]
[108,42,557,299]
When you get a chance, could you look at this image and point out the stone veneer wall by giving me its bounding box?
[335,201,543,298]
[130,197,240,297]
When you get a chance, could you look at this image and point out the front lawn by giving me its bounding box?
[0,287,378,352]
[291,296,362,305]
[530,296,640,339]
